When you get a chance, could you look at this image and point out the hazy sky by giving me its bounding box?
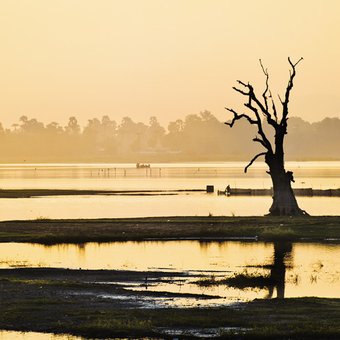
[0,0,339,128]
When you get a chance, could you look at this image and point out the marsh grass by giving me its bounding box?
[195,274,218,286]
[0,216,339,244]
[260,226,297,240]
[223,271,272,289]
[195,270,272,289]
[35,216,49,221]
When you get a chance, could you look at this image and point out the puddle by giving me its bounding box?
[99,292,229,309]
[1,241,340,306]
[157,326,250,337]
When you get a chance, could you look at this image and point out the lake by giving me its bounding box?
[2,240,340,306]
[1,162,339,337]
[0,161,338,219]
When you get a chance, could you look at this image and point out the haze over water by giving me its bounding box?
[0,161,338,220]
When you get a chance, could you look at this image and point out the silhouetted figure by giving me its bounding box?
[144,274,148,290]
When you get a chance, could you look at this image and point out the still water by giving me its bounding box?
[0,162,340,189]
[1,241,340,301]
[0,162,339,219]
[0,331,80,339]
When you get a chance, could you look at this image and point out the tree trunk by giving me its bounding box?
[267,157,305,216]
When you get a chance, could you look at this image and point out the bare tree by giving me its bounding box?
[225,57,308,216]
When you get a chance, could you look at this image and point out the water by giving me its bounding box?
[0,162,339,219]
[0,162,339,189]
[1,162,338,334]
[0,331,80,339]
[2,241,340,302]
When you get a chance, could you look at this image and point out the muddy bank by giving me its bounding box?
[0,216,340,244]
[0,267,339,338]
[0,267,215,303]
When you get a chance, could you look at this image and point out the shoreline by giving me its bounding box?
[0,216,340,244]
[0,188,339,198]
[0,188,205,198]
[1,216,340,338]
[0,267,340,339]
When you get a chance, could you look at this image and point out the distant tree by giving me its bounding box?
[19,116,45,134]
[101,115,117,137]
[225,58,308,216]
[100,116,117,154]
[83,118,101,138]
[11,123,20,132]
[148,116,165,147]
[165,119,184,151]
[65,116,81,135]
[200,110,217,122]
[168,119,184,134]
[46,122,64,134]
[117,117,148,153]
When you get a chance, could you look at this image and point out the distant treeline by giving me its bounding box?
[0,112,339,162]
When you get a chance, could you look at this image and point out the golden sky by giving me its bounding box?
[0,0,339,127]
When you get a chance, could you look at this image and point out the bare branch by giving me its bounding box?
[281,57,303,124]
[226,80,274,153]
[278,94,284,105]
[253,136,267,148]
[237,80,248,87]
[250,90,277,127]
[269,91,278,122]
[244,152,267,173]
[290,56,304,68]
[239,81,278,129]
[243,101,273,153]
[232,85,249,96]
[224,108,257,126]
[259,59,269,112]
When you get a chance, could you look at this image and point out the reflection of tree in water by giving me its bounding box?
[225,242,292,299]
[266,242,292,299]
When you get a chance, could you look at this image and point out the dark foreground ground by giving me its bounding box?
[1,216,340,338]
[0,215,340,244]
[1,267,340,339]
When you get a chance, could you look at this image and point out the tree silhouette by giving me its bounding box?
[226,58,308,216]
[65,116,81,135]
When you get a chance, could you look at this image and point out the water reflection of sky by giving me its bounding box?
[0,195,338,221]
[0,330,81,340]
[0,162,339,220]
[0,162,339,189]
[1,241,340,301]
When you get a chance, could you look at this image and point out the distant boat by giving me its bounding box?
[136,163,151,169]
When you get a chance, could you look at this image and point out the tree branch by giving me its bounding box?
[244,152,267,173]
[226,80,274,153]
[253,136,267,148]
[232,85,249,96]
[269,91,278,122]
[224,108,258,126]
[259,59,269,112]
[243,101,273,153]
[281,57,303,125]
[235,80,278,129]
